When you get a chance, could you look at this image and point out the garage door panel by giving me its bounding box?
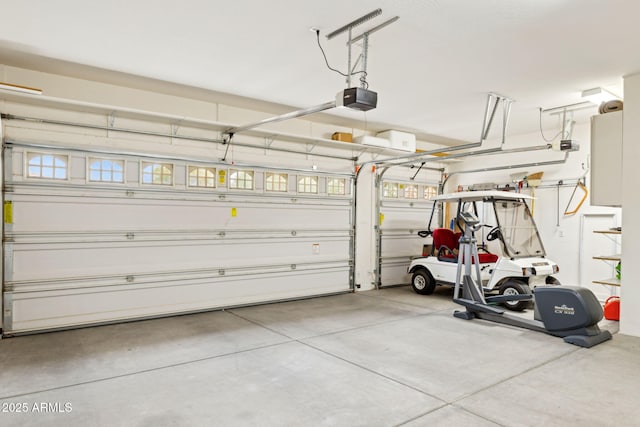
[380,203,432,230]
[6,267,350,333]
[7,194,351,233]
[381,233,425,258]
[379,260,412,286]
[8,237,351,281]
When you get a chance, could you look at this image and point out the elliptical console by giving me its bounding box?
[533,286,611,348]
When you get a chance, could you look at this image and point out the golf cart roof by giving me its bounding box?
[432,190,533,202]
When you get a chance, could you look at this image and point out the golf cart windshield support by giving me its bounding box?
[491,197,546,258]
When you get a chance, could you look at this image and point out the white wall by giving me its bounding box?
[621,72,640,337]
[354,166,377,290]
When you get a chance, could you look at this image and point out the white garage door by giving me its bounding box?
[2,141,354,334]
[377,178,440,287]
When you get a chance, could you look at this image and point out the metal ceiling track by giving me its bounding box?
[441,151,571,189]
[365,93,513,171]
[370,92,573,191]
[223,101,337,138]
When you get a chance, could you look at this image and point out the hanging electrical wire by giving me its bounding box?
[315,30,368,81]
[538,108,566,142]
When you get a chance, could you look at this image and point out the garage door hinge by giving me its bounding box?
[126,232,135,240]
[218,269,225,276]
[126,275,134,283]
[126,191,135,197]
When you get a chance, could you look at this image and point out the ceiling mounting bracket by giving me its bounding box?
[326,8,399,89]
[356,147,369,158]
[480,93,513,146]
[344,14,400,89]
[219,8,398,148]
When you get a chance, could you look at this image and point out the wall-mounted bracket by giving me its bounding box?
[108,111,116,128]
[305,141,320,154]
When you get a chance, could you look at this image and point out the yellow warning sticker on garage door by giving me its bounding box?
[4,201,13,224]
[231,207,237,217]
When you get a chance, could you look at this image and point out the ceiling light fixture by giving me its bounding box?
[581,87,620,105]
[0,82,43,95]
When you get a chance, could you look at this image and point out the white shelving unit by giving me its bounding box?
[592,230,622,287]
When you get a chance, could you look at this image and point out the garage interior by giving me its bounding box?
[1,1,640,425]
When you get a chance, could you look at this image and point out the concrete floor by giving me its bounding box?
[0,285,635,427]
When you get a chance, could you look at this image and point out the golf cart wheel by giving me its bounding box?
[546,276,561,286]
[411,270,436,295]
[499,280,530,312]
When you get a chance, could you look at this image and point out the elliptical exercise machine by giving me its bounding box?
[452,210,612,348]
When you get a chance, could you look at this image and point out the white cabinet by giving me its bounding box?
[590,111,623,207]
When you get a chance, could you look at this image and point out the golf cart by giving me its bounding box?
[408,190,561,311]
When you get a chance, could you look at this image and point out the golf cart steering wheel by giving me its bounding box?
[486,226,501,241]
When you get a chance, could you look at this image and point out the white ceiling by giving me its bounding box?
[1,0,639,145]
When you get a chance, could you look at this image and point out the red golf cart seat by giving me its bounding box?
[432,228,460,262]
[432,228,498,264]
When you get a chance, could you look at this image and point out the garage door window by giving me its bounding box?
[89,158,124,183]
[188,166,216,188]
[27,153,68,180]
[298,176,318,193]
[424,186,437,199]
[383,182,398,198]
[142,162,173,185]
[403,184,418,199]
[265,172,288,192]
[229,169,254,190]
[327,178,346,195]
